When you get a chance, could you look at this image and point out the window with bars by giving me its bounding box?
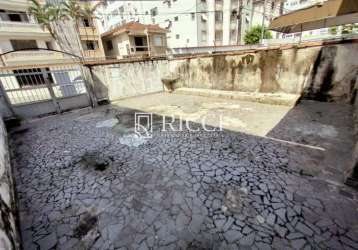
[13,68,53,88]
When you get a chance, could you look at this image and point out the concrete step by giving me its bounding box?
[173,88,300,106]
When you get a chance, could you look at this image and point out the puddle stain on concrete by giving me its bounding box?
[73,212,99,238]
[77,152,111,172]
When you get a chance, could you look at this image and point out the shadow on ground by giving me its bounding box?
[9,98,358,250]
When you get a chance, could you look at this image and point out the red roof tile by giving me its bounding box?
[101,21,167,37]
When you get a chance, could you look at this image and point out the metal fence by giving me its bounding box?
[0,64,91,118]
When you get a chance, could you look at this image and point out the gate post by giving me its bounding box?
[41,68,61,114]
[80,65,98,108]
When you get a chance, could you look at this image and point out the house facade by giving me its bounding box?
[101,22,167,59]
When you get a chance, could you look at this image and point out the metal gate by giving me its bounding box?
[0,64,91,118]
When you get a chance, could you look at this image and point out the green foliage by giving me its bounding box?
[61,0,83,20]
[329,26,337,35]
[244,26,272,45]
[29,0,97,26]
[28,0,56,38]
[342,24,353,34]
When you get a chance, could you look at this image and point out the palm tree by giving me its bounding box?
[46,4,70,51]
[28,0,56,40]
[62,0,84,58]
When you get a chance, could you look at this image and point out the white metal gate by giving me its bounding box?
[0,64,91,118]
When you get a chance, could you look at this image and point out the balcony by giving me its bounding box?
[133,46,149,52]
[0,0,45,11]
[79,27,99,40]
[1,50,76,66]
[0,21,51,39]
[83,49,105,60]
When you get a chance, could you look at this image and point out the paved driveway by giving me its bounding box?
[10,93,358,249]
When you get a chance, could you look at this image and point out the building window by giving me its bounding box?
[134,36,148,51]
[153,35,163,46]
[106,40,113,51]
[230,30,236,41]
[46,41,53,50]
[164,0,171,7]
[9,13,22,22]
[10,40,38,50]
[271,2,275,10]
[215,30,223,42]
[201,14,207,23]
[0,10,29,22]
[150,7,158,16]
[82,17,92,27]
[14,68,53,88]
[85,41,98,50]
[174,16,179,21]
[215,11,223,22]
[279,3,284,15]
[191,13,195,21]
[176,34,180,39]
[201,0,206,3]
[201,30,207,42]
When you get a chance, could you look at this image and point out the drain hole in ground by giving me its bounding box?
[78,152,111,172]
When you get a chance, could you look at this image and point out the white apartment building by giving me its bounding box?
[95,0,283,48]
[0,0,106,67]
[0,0,65,66]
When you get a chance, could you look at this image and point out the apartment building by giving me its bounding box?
[95,0,283,48]
[0,0,65,66]
[77,1,106,60]
[0,0,105,66]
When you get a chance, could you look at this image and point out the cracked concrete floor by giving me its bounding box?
[9,93,358,250]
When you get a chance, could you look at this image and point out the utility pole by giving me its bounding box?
[260,0,267,44]
[236,0,243,45]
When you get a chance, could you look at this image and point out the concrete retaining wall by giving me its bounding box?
[0,119,20,250]
[346,75,358,186]
[89,60,167,102]
[89,42,358,104]
[169,43,358,103]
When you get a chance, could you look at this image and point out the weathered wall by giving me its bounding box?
[90,60,167,101]
[347,75,358,185]
[168,47,318,94]
[168,43,358,103]
[0,93,13,119]
[89,42,358,104]
[303,43,358,102]
[0,119,20,250]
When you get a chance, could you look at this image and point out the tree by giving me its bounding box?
[62,0,85,57]
[329,26,337,35]
[28,0,56,39]
[244,25,272,45]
